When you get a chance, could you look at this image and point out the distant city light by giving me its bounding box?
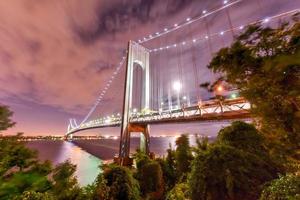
[164,28,168,31]
[182,96,187,100]
[174,23,178,27]
[223,0,228,5]
[202,10,207,14]
[186,17,191,21]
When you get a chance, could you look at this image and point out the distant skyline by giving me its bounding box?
[0,0,298,135]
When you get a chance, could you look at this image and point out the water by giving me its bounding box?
[25,120,235,186]
[26,135,217,186]
[26,141,102,186]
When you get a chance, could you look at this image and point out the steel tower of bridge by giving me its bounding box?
[118,41,151,165]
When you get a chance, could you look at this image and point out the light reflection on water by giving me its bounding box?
[27,141,102,186]
[55,142,102,186]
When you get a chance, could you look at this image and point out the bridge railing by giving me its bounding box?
[67,97,251,134]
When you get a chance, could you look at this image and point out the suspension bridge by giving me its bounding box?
[66,0,300,165]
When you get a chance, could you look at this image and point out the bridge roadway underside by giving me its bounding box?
[131,110,251,125]
[67,110,251,135]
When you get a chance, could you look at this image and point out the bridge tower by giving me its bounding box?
[118,41,151,165]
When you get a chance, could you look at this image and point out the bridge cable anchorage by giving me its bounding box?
[138,0,243,43]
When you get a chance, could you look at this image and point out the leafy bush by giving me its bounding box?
[260,174,300,200]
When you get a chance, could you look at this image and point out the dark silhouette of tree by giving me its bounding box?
[102,165,140,200]
[175,134,193,179]
[189,121,281,200]
[0,105,15,132]
[203,16,300,163]
[51,160,82,200]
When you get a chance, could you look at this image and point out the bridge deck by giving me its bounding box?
[67,98,251,135]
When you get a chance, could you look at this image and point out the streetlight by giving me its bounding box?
[182,96,187,100]
[216,85,224,92]
[173,81,182,92]
[231,93,237,99]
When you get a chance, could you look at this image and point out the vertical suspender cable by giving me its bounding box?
[189,27,201,104]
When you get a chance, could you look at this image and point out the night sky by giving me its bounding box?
[0,0,299,135]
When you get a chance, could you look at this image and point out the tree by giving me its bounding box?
[139,161,164,199]
[156,144,177,191]
[217,121,265,154]
[175,134,193,179]
[15,191,55,200]
[260,173,300,200]
[134,150,164,199]
[166,183,189,200]
[0,105,16,132]
[204,16,300,161]
[102,165,140,200]
[51,160,82,200]
[188,122,281,200]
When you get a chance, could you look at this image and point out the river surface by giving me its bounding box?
[26,136,212,186]
[26,121,229,186]
[26,140,102,186]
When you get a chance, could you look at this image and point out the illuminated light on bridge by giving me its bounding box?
[216,85,224,92]
[263,18,270,23]
[231,93,238,99]
[173,81,182,92]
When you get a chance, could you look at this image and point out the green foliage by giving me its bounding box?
[102,164,140,200]
[134,151,164,199]
[51,160,82,200]
[206,18,300,160]
[174,135,193,179]
[140,161,164,199]
[156,145,177,191]
[166,183,189,200]
[86,176,110,200]
[0,172,52,199]
[0,135,37,175]
[0,105,15,132]
[260,174,300,200]
[189,121,281,200]
[217,121,265,154]
[14,191,55,200]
